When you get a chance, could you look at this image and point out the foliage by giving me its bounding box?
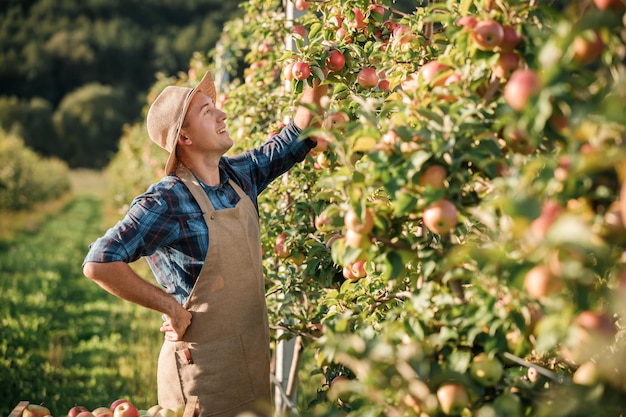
[0,96,59,157]
[108,0,626,416]
[0,0,245,168]
[0,194,163,417]
[52,83,139,169]
[0,130,71,210]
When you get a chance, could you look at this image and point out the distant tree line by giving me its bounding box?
[0,0,243,169]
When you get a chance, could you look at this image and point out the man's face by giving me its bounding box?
[180,92,233,155]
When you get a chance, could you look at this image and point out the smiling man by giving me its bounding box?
[82,70,327,417]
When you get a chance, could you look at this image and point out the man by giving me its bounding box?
[83,70,327,417]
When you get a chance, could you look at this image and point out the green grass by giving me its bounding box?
[0,171,163,416]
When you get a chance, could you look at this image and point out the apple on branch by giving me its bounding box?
[436,383,469,415]
[422,199,458,234]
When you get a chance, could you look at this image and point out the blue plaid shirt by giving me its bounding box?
[84,122,314,304]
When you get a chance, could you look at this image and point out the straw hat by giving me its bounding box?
[147,71,216,175]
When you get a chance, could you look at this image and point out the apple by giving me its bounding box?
[419,165,447,189]
[357,67,378,89]
[324,111,350,130]
[530,201,563,238]
[456,16,477,29]
[92,408,113,417]
[572,30,604,64]
[500,25,523,51]
[291,61,311,80]
[422,199,458,234]
[471,20,504,50]
[291,24,306,39]
[493,51,520,78]
[275,233,290,258]
[69,406,89,417]
[76,412,95,417]
[311,136,328,153]
[593,0,625,9]
[154,409,177,417]
[470,353,504,386]
[349,7,367,30]
[503,69,541,111]
[23,405,51,417]
[145,406,162,417]
[572,361,599,385]
[345,229,368,249]
[369,4,384,19]
[294,0,309,11]
[350,260,367,278]
[436,383,469,415]
[420,60,451,86]
[493,393,522,417]
[113,403,139,417]
[344,207,374,234]
[342,265,357,280]
[377,78,390,91]
[524,264,562,299]
[325,49,345,72]
[110,402,129,413]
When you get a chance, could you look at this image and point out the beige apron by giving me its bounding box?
[157,166,271,417]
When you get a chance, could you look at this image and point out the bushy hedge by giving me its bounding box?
[0,130,71,210]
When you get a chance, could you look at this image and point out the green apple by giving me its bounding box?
[23,405,51,417]
[470,353,504,386]
[436,383,469,415]
[146,406,162,417]
[493,393,522,417]
[154,409,177,417]
[171,405,185,417]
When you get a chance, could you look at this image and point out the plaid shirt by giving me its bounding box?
[84,122,314,304]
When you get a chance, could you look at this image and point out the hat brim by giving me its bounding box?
[165,71,217,175]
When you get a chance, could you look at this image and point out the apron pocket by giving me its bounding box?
[175,334,255,415]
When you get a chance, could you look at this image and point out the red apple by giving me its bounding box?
[291,61,311,80]
[282,62,295,81]
[69,406,89,417]
[419,165,447,189]
[530,201,563,238]
[109,401,129,413]
[326,49,345,72]
[275,233,290,258]
[76,413,95,417]
[456,16,477,29]
[344,207,374,234]
[23,405,51,417]
[113,403,139,417]
[493,51,520,78]
[436,383,469,415]
[357,67,378,89]
[524,264,562,299]
[294,0,310,11]
[500,25,523,51]
[377,79,390,91]
[349,7,367,30]
[324,111,350,130]
[572,30,604,64]
[422,199,458,234]
[369,4,384,19]
[291,24,306,38]
[593,0,625,9]
[351,260,367,278]
[420,60,451,86]
[471,20,504,50]
[504,69,541,111]
[342,265,358,280]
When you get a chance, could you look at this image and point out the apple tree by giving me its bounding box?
[110,0,626,415]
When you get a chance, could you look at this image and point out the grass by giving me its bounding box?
[0,170,163,415]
